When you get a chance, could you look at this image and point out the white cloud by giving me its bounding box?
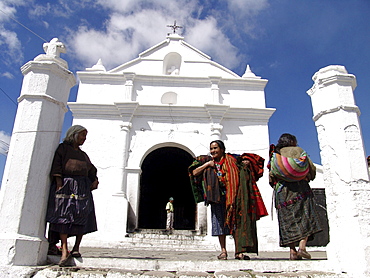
[67,1,198,69]
[227,0,269,15]
[0,131,10,156]
[0,1,27,65]
[186,17,240,69]
[0,26,23,65]
[28,3,51,17]
[96,0,138,12]
[67,0,246,70]
[1,72,14,79]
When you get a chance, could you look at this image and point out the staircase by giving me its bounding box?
[117,229,219,251]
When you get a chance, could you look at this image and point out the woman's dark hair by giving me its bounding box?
[210,140,226,152]
[275,133,297,153]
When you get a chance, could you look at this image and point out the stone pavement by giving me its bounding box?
[0,247,350,277]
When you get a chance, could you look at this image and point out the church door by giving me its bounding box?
[138,147,195,230]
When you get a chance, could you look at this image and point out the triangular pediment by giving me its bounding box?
[109,34,239,78]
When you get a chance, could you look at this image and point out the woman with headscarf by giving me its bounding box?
[268,133,322,260]
[46,125,98,266]
[189,140,267,260]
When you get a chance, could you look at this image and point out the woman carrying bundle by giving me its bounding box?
[268,133,322,260]
[189,140,268,260]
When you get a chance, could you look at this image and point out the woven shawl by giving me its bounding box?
[270,151,309,182]
[221,154,240,228]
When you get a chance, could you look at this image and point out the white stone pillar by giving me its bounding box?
[126,168,142,232]
[209,76,222,104]
[307,65,370,276]
[0,38,75,265]
[118,122,132,194]
[123,73,135,101]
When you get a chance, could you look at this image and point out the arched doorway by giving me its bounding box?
[138,146,195,230]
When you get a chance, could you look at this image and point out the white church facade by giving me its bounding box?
[0,32,369,277]
[69,32,280,246]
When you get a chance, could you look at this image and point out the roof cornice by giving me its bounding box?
[68,102,275,123]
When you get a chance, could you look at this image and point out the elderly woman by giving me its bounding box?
[189,140,267,260]
[46,125,98,266]
[268,133,322,260]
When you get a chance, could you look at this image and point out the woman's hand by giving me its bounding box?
[192,160,214,176]
[91,180,99,191]
[242,159,250,166]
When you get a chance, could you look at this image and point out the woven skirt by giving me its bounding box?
[275,180,322,247]
[210,195,230,236]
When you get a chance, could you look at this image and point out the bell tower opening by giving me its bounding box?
[138,146,195,230]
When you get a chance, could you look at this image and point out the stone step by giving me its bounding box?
[36,248,341,278]
[1,267,348,278]
[0,248,345,278]
[119,229,217,251]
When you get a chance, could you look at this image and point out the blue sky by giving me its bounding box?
[0,0,369,183]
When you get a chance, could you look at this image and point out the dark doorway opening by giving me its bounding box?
[138,147,195,230]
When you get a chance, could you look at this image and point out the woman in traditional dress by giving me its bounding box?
[189,140,267,260]
[268,133,322,260]
[46,125,98,266]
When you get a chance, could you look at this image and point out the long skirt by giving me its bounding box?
[46,176,97,238]
[210,195,230,236]
[275,180,322,247]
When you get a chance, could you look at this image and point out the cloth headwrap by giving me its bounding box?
[63,125,87,143]
[269,151,309,182]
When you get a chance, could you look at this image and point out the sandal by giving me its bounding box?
[290,252,302,260]
[71,251,82,258]
[235,253,250,260]
[297,249,311,260]
[217,252,228,260]
[58,253,72,267]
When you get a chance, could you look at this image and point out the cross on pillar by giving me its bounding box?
[167,20,183,34]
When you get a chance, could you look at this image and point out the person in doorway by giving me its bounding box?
[268,133,322,260]
[166,197,174,230]
[46,125,99,266]
[189,140,268,260]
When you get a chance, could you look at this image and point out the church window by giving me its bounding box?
[163,52,181,75]
[161,92,177,105]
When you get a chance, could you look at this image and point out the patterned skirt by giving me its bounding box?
[46,176,97,236]
[210,195,230,236]
[275,180,322,247]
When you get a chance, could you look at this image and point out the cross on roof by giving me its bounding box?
[167,21,183,34]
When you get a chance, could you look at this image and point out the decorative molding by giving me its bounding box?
[316,74,357,90]
[18,94,68,112]
[21,61,75,87]
[313,105,361,122]
[68,102,275,124]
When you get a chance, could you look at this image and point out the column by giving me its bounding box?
[117,122,132,194]
[0,38,76,265]
[209,76,222,104]
[307,65,370,276]
[123,73,135,101]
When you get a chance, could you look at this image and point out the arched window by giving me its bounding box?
[161,92,177,105]
[163,52,182,75]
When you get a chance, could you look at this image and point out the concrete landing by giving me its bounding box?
[0,247,350,277]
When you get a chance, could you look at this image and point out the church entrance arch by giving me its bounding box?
[138,146,195,230]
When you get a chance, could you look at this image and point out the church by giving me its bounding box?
[67,29,327,250]
[70,31,274,242]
